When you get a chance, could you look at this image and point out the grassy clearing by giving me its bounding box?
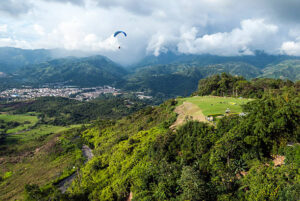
[177,96,252,116]
[2,124,82,153]
[0,113,38,133]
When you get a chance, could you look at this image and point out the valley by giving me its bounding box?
[1,48,300,103]
[0,49,299,201]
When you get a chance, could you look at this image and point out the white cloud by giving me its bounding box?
[0,0,300,64]
[281,40,300,56]
[0,24,7,33]
[146,33,178,56]
[33,24,45,36]
[0,37,31,48]
[36,19,121,52]
[177,19,278,55]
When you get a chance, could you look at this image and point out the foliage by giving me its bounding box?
[50,88,300,201]
[0,124,85,200]
[195,72,296,98]
[12,96,146,125]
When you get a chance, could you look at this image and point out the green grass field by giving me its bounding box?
[3,124,82,152]
[177,96,252,116]
[0,113,39,133]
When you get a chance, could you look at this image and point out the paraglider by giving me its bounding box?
[114,31,127,37]
[114,31,127,49]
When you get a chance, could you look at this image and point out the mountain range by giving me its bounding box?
[16,55,127,87]
[0,47,300,98]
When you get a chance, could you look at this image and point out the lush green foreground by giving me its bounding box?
[23,86,300,201]
[177,96,252,116]
[1,74,299,201]
[0,95,148,200]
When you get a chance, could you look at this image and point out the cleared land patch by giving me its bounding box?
[177,96,252,116]
[0,113,38,134]
[171,101,207,129]
[172,96,252,128]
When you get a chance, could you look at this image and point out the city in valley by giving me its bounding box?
[0,86,121,101]
[0,86,152,102]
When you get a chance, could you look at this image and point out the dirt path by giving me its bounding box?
[58,145,93,193]
[127,192,133,201]
[170,101,208,129]
[82,145,94,161]
[58,173,76,193]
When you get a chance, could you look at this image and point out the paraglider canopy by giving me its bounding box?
[114,31,127,37]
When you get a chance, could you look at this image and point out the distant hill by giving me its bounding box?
[124,64,203,97]
[123,62,262,97]
[0,47,53,73]
[197,62,262,79]
[135,50,299,69]
[0,47,299,98]
[16,55,127,87]
[261,60,300,81]
[0,47,95,74]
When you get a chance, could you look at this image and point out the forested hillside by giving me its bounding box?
[124,62,262,98]
[22,75,300,201]
[0,47,53,73]
[15,56,127,87]
[195,73,299,98]
[261,60,300,81]
[135,51,299,69]
[2,96,146,125]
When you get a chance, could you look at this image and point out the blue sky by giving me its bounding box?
[0,0,300,64]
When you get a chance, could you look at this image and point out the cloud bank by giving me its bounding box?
[0,0,300,64]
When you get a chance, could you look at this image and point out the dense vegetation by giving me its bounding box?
[2,96,146,126]
[124,62,264,98]
[195,73,299,98]
[0,124,85,200]
[22,74,299,201]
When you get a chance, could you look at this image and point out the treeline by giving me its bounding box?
[195,72,299,98]
[13,96,147,125]
[24,87,300,200]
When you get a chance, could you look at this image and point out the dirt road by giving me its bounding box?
[58,145,93,193]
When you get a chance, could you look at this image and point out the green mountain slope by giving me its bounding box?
[24,81,299,201]
[0,47,53,73]
[261,60,300,81]
[17,56,127,87]
[124,62,262,97]
[124,64,204,97]
[135,51,299,69]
